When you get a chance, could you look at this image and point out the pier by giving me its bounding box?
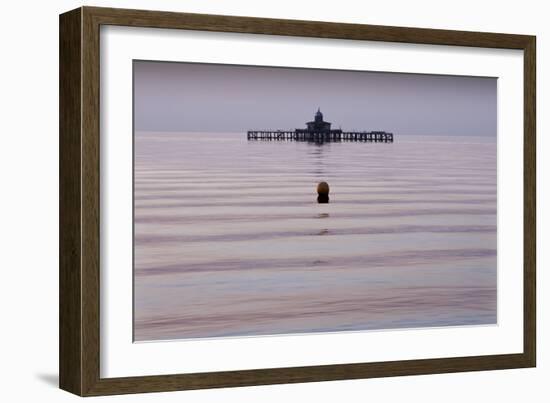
[247,108,393,143]
[247,130,393,142]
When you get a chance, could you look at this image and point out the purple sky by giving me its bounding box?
[134,60,497,136]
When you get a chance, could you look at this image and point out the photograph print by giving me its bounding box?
[133,61,497,342]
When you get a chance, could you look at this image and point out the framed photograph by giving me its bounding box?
[59,6,536,396]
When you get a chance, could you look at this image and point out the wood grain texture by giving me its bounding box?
[59,6,537,396]
[81,6,101,396]
[85,6,532,49]
[523,38,536,367]
[59,7,82,396]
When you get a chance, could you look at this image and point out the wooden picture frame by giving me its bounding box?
[59,6,536,396]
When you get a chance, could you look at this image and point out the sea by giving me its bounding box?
[133,132,497,342]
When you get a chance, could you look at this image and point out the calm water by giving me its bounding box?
[133,132,497,342]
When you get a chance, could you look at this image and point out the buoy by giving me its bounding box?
[317,181,330,204]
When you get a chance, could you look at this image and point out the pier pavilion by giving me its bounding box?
[301,108,339,133]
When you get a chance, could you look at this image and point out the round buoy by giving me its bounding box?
[317,181,330,203]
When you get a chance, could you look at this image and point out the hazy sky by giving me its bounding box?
[134,61,497,136]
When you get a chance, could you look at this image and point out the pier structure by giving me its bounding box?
[247,108,393,143]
